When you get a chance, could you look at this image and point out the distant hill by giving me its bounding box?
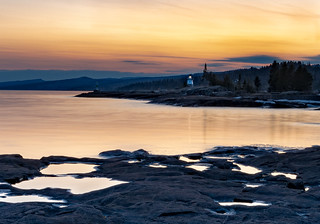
[0,79,45,88]
[0,70,165,82]
[0,63,319,91]
[118,74,202,91]
[0,76,189,91]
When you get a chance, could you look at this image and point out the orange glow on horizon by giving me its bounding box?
[1,0,320,74]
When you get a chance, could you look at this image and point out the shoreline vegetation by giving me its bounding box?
[0,145,319,223]
[76,61,320,109]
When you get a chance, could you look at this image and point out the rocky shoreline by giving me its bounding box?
[76,88,320,109]
[0,146,319,223]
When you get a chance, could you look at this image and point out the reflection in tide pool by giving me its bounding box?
[205,156,233,160]
[187,164,210,172]
[245,183,264,188]
[232,163,262,175]
[41,163,98,175]
[148,163,167,168]
[271,172,297,180]
[218,201,270,207]
[0,190,66,204]
[179,156,201,163]
[0,91,319,158]
[14,176,128,194]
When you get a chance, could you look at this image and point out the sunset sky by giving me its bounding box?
[1,0,320,75]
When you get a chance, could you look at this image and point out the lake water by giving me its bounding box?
[0,91,319,159]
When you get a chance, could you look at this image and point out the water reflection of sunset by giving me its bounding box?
[0,91,318,158]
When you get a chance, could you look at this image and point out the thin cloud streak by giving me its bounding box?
[233,1,320,19]
[122,60,159,66]
[155,0,193,12]
[213,55,282,64]
[303,55,320,64]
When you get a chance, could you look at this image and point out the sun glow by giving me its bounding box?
[1,0,320,73]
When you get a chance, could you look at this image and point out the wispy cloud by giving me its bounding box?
[213,55,282,64]
[122,60,159,66]
[136,54,200,60]
[303,55,320,64]
[155,0,193,11]
[234,2,320,19]
[205,63,229,68]
[165,68,198,74]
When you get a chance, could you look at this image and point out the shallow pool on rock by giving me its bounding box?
[232,163,262,175]
[205,156,234,160]
[218,201,270,207]
[179,156,201,163]
[186,164,210,172]
[148,163,167,168]
[245,183,264,188]
[41,163,98,175]
[126,160,141,164]
[14,176,128,194]
[0,190,66,204]
[271,172,297,179]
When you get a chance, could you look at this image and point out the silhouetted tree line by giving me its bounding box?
[214,66,271,91]
[269,61,313,92]
[118,61,319,92]
[203,61,317,92]
[202,71,234,89]
[203,71,260,92]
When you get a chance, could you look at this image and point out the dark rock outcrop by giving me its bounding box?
[76,90,320,108]
[0,154,45,184]
[0,146,319,223]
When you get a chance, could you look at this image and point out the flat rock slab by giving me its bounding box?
[0,146,319,223]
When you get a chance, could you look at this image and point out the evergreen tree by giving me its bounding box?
[254,76,261,91]
[278,61,288,91]
[203,72,220,86]
[241,79,255,93]
[268,61,313,92]
[292,65,313,91]
[269,60,280,92]
[286,62,295,90]
[223,74,234,90]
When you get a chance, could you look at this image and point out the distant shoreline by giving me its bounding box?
[76,88,320,109]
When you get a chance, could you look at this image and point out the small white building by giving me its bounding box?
[187,75,194,87]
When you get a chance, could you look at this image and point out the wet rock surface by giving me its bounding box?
[0,154,45,184]
[0,146,319,223]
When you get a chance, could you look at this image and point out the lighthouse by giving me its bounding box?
[203,63,207,74]
[187,75,194,87]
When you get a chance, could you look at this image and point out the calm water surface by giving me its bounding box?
[0,91,319,158]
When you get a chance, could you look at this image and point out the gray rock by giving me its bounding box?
[99,149,132,158]
[287,180,305,190]
[132,149,149,159]
[0,146,319,223]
